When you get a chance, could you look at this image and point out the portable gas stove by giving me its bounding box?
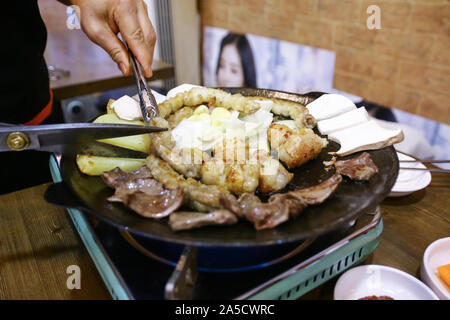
[49,155,383,300]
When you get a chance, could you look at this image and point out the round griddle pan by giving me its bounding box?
[45,88,399,248]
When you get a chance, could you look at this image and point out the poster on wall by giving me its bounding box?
[202,26,336,95]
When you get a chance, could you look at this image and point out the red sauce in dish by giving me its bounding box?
[358,295,394,300]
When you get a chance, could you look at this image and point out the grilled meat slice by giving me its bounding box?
[126,187,184,219]
[284,173,342,205]
[102,167,184,219]
[334,152,379,181]
[235,193,290,230]
[268,193,307,218]
[223,173,342,228]
[267,174,341,218]
[101,166,152,188]
[169,210,238,231]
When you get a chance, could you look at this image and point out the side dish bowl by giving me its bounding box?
[334,264,439,300]
[421,237,450,300]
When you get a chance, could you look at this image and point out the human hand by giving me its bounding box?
[70,0,156,77]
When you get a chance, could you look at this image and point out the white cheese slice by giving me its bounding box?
[306,93,357,121]
[317,107,370,135]
[328,120,404,156]
[110,95,142,120]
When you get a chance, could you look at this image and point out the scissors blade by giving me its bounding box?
[52,141,149,158]
[0,123,166,154]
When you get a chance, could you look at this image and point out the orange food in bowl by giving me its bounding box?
[437,264,450,288]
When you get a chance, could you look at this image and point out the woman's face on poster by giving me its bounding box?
[217,44,245,87]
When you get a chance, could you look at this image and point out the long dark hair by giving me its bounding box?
[216,33,257,88]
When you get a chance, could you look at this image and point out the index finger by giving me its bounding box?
[137,1,156,77]
[115,2,153,78]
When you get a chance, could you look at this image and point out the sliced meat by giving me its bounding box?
[127,188,184,219]
[107,177,165,203]
[268,193,307,218]
[101,166,152,188]
[169,210,238,231]
[243,197,289,230]
[102,167,184,219]
[268,173,342,218]
[219,193,243,218]
[220,174,342,229]
[334,152,379,181]
[286,173,342,205]
[235,193,290,230]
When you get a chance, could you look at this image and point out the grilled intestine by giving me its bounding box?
[101,87,345,231]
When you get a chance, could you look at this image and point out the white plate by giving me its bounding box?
[421,237,450,300]
[334,264,439,300]
[388,152,432,197]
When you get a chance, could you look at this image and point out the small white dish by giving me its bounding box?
[334,264,439,300]
[421,237,450,300]
[388,152,432,197]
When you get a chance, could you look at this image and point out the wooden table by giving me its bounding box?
[0,170,448,300]
[39,0,174,101]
